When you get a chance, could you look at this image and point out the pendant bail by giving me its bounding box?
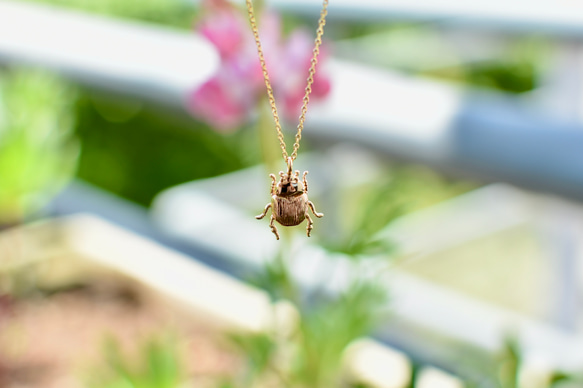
[286,156,293,177]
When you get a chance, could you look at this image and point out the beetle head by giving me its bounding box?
[277,170,304,197]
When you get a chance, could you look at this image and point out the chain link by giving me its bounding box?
[246,0,329,162]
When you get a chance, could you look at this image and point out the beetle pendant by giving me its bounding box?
[256,159,323,240]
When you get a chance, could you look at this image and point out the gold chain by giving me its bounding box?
[246,0,329,162]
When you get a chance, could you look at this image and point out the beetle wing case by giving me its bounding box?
[272,193,308,226]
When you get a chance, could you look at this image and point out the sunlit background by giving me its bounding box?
[0,0,583,387]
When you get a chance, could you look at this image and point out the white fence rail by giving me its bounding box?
[0,1,219,104]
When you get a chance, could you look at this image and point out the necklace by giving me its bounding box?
[248,0,328,240]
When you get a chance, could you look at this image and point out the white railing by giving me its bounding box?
[0,1,219,104]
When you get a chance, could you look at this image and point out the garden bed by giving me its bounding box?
[0,215,264,388]
[0,274,239,388]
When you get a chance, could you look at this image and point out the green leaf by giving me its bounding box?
[230,332,276,379]
[87,334,185,388]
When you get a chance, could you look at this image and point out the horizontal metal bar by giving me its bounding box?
[0,1,219,104]
[190,0,583,38]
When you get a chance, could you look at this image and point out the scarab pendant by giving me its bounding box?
[256,158,323,240]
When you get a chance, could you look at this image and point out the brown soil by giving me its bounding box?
[0,276,242,388]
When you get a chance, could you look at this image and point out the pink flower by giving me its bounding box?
[277,30,332,119]
[187,0,332,132]
[199,10,245,60]
[188,77,247,130]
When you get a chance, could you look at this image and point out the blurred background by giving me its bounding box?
[1,0,583,387]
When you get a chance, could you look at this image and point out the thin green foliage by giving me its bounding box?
[88,334,185,388]
[330,177,405,257]
[233,254,389,388]
[292,281,388,388]
[317,174,404,257]
[228,332,277,387]
[460,337,524,388]
[496,338,521,388]
[464,337,583,388]
[324,165,474,258]
[248,251,299,302]
[549,372,582,388]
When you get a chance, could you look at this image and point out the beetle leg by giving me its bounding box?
[256,203,271,220]
[303,171,309,193]
[306,213,314,237]
[308,201,323,218]
[270,214,280,240]
[269,174,277,195]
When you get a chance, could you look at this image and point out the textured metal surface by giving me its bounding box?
[256,164,323,239]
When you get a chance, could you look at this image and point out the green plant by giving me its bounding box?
[88,334,185,388]
[324,165,474,258]
[464,338,583,388]
[233,252,389,388]
[495,338,521,388]
[0,70,79,225]
[291,281,388,387]
[324,177,405,257]
[26,0,194,28]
